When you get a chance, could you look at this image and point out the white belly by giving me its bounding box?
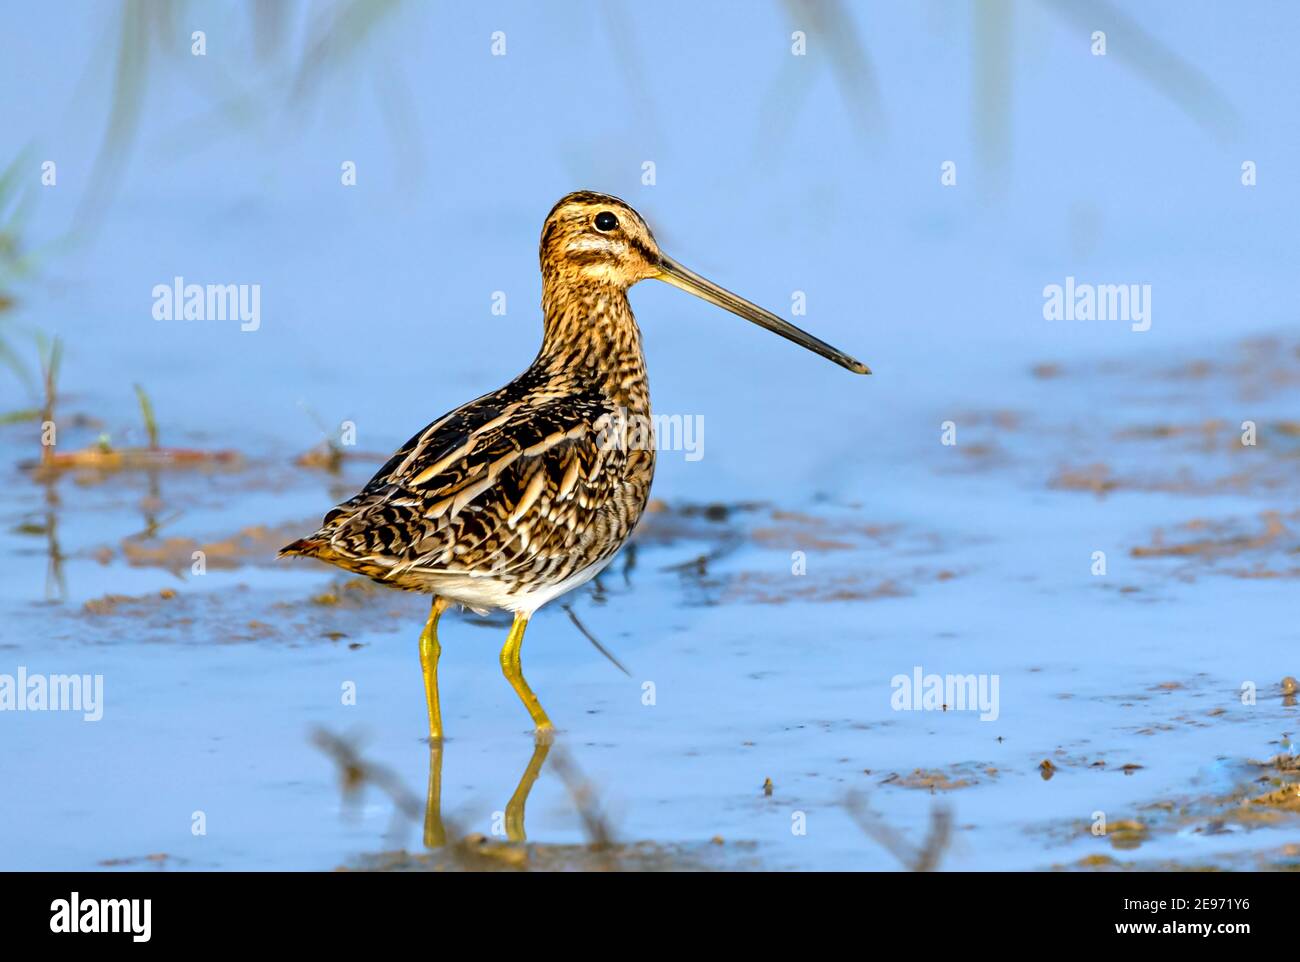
[423,553,619,616]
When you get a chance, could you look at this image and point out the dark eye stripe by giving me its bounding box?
[627,236,655,263]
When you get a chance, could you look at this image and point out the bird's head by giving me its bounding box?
[540,191,663,288]
[539,190,870,375]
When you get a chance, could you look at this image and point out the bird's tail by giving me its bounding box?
[278,536,325,559]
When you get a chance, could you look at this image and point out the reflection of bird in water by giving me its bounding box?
[423,739,551,849]
[282,191,869,740]
[312,728,549,851]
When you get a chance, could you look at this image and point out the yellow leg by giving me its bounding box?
[419,597,452,742]
[423,740,446,849]
[504,736,552,842]
[499,612,553,735]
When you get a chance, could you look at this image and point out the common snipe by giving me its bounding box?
[281,191,869,740]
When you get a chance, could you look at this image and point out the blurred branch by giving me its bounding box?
[844,791,953,871]
[973,0,1014,195]
[561,602,631,677]
[312,727,423,821]
[1039,0,1241,140]
[547,746,618,864]
[785,0,886,141]
[38,335,63,466]
[600,2,663,145]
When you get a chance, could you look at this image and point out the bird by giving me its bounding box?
[280,190,869,742]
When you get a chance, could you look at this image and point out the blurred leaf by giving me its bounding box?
[0,334,34,393]
[0,407,42,425]
[76,0,155,232]
[38,333,62,412]
[134,382,159,449]
[291,0,403,105]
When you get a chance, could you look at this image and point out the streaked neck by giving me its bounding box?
[537,278,649,413]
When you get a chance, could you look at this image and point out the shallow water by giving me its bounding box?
[2,3,1299,870]
[4,332,1298,871]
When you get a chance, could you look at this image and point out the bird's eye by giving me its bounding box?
[594,211,619,232]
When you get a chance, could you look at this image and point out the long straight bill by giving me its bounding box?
[656,254,870,374]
